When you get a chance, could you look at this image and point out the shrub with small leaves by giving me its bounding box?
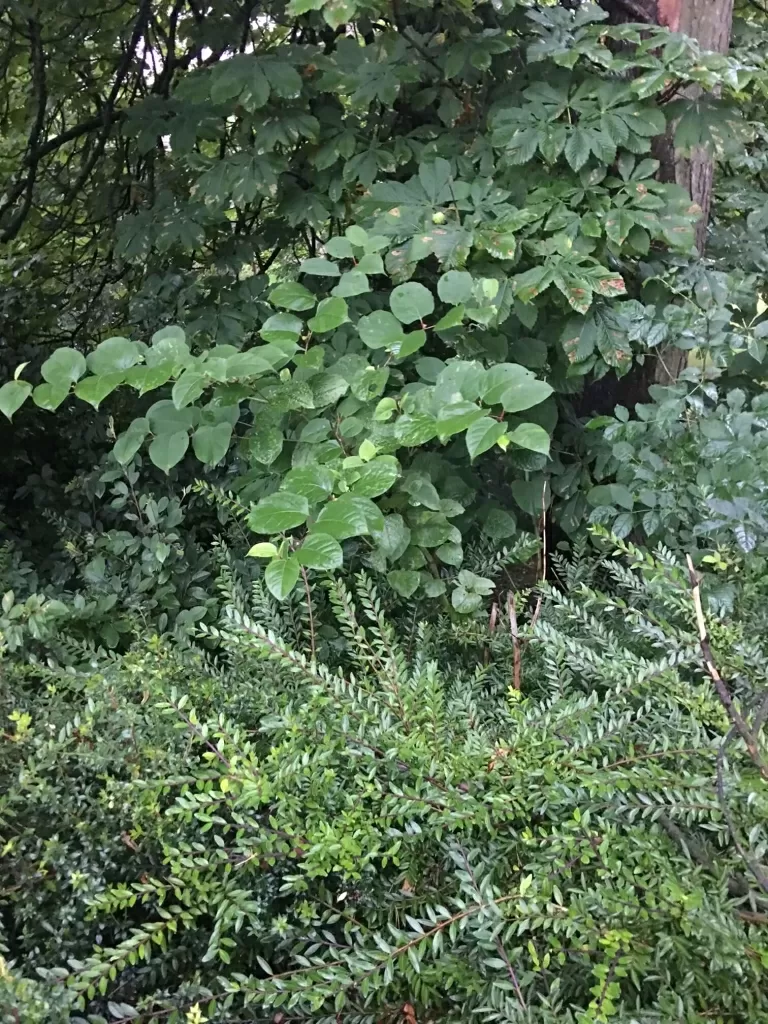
[2,538,767,1023]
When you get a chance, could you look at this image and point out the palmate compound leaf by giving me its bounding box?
[247,492,310,534]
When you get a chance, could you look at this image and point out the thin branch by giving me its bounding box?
[507,591,522,691]
[686,555,768,780]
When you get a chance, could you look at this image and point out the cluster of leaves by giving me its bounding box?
[2,0,762,608]
[2,538,768,1023]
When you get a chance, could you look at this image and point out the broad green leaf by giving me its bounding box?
[0,380,32,420]
[312,493,383,539]
[372,514,411,561]
[401,475,442,510]
[248,492,310,533]
[147,328,191,369]
[295,533,343,570]
[482,507,517,540]
[114,418,149,465]
[346,225,368,246]
[508,422,551,455]
[452,585,482,614]
[41,348,86,387]
[151,325,185,346]
[124,363,175,394]
[264,557,301,601]
[269,281,317,311]
[260,314,303,345]
[282,465,335,503]
[466,416,507,459]
[172,370,206,409]
[437,270,473,305]
[74,372,124,409]
[87,337,142,375]
[483,364,531,406]
[148,430,189,473]
[311,372,349,407]
[389,330,426,359]
[390,282,435,324]
[435,360,486,404]
[387,569,421,598]
[308,297,349,334]
[192,422,233,465]
[436,542,463,566]
[247,542,278,558]
[351,455,400,498]
[434,306,465,330]
[147,400,198,434]
[226,347,290,377]
[300,257,340,277]
[499,378,553,413]
[358,310,404,349]
[32,382,70,411]
[356,253,385,275]
[358,439,377,461]
[436,401,485,439]
[324,236,354,258]
[245,426,283,466]
[332,270,370,298]
[588,483,634,510]
[394,413,438,446]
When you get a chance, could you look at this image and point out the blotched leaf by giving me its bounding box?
[351,455,400,497]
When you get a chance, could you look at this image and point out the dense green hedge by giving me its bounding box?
[3,541,767,1023]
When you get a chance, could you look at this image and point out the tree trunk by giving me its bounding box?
[597,0,735,387]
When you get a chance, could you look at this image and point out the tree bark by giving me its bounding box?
[598,0,735,386]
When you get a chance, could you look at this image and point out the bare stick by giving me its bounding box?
[529,480,549,633]
[507,592,522,691]
[686,555,768,780]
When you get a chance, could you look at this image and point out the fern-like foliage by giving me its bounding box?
[2,544,767,1024]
